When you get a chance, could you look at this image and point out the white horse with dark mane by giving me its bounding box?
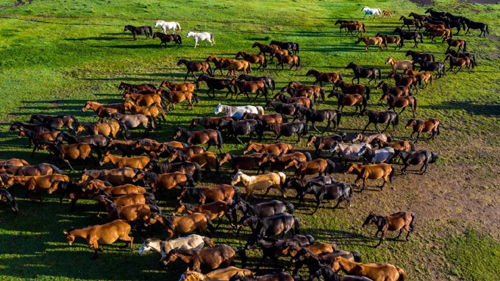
[186,31,215,48]
[154,20,181,34]
[361,6,382,19]
[214,103,264,120]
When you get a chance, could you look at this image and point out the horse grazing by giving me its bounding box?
[162,245,245,271]
[306,134,345,156]
[215,104,264,120]
[405,118,440,142]
[363,211,416,247]
[393,27,423,47]
[186,31,215,48]
[356,36,385,52]
[361,6,382,19]
[295,106,341,133]
[270,40,300,54]
[345,163,395,192]
[178,59,213,81]
[173,201,231,229]
[360,109,399,133]
[399,150,438,175]
[243,141,293,156]
[137,235,213,263]
[0,189,18,213]
[147,213,213,239]
[345,62,381,85]
[444,55,472,74]
[332,256,406,281]
[267,122,309,143]
[231,170,286,199]
[154,20,181,34]
[124,25,152,40]
[306,69,342,87]
[293,159,337,179]
[63,219,134,258]
[152,32,182,47]
[178,185,239,205]
[444,38,466,52]
[380,93,417,118]
[462,18,489,37]
[172,127,223,153]
[275,54,300,70]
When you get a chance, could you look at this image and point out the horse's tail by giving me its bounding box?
[210,33,215,45]
[365,86,370,100]
[409,212,416,232]
[296,56,301,67]
[216,130,223,151]
[351,250,362,262]
[148,26,153,36]
[176,22,181,33]
[256,106,265,116]
[436,122,441,135]
[463,40,467,52]
[204,214,215,236]
[413,96,418,114]
[49,164,63,174]
[192,162,202,183]
[285,202,295,214]
[281,114,289,123]
[304,151,312,161]
[326,159,336,174]
[320,88,325,102]
[362,95,368,110]
[193,93,200,104]
[336,111,342,127]
[389,165,396,183]
[393,112,400,127]
[149,203,162,215]
[278,172,287,185]
[377,68,382,80]
[396,267,407,281]
[293,216,300,234]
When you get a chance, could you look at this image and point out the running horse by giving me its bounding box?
[363,211,416,247]
[177,59,213,81]
[356,36,385,52]
[332,256,406,281]
[305,69,342,87]
[172,127,223,153]
[124,25,152,40]
[345,62,381,84]
[405,118,440,142]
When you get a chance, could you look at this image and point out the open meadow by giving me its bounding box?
[1,0,500,280]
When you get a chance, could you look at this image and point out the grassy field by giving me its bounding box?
[1,0,500,280]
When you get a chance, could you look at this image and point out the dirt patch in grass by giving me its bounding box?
[409,0,434,6]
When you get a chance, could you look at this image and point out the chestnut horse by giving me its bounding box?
[380,93,417,118]
[219,153,270,173]
[356,37,385,51]
[236,52,267,69]
[405,118,440,142]
[329,90,367,113]
[161,245,242,271]
[306,69,342,87]
[177,59,213,81]
[403,69,433,88]
[146,213,213,238]
[173,200,231,229]
[99,151,150,169]
[178,185,239,204]
[172,127,223,154]
[293,159,336,179]
[332,256,407,281]
[275,54,300,70]
[163,90,200,111]
[363,211,416,247]
[345,163,395,192]
[82,101,125,123]
[160,80,197,92]
[243,141,293,156]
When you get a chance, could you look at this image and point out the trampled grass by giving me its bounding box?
[1,0,500,280]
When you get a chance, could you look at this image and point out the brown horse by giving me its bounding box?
[444,55,472,74]
[181,267,253,281]
[363,211,416,247]
[271,93,312,109]
[123,100,166,128]
[227,60,252,77]
[269,49,289,62]
[82,101,125,123]
[173,200,231,228]
[252,42,280,56]
[76,122,121,138]
[293,159,336,179]
[403,69,433,88]
[345,163,395,192]
[329,90,367,113]
[344,23,366,36]
[206,56,232,75]
[160,80,197,92]
[178,184,238,204]
[186,152,220,174]
[380,93,417,117]
[0,163,62,176]
[146,213,213,238]
[375,34,402,50]
[80,167,140,186]
[101,184,147,196]
[428,28,452,42]
[123,92,163,107]
[0,158,29,167]
[219,153,270,173]
[306,134,345,156]
[371,138,415,152]
[15,174,70,203]
[356,37,385,51]
[444,38,466,52]
[242,112,288,126]
[162,90,200,111]
[37,141,96,172]
[172,127,223,154]
[236,52,267,69]
[95,196,156,222]
[332,256,406,281]
[305,69,342,87]
[29,114,79,131]
[233,80,268,101]
[334,80,369,96]
[190,116,234,130]
[99,151,150,169]
[178,59,213,81]
[63,219,134,258]
[275,54,300,70]
[161,245,238,271]
[243,141,293,156]
[376,81,410,97]
[405,118,440,142]
[146,172,194,193]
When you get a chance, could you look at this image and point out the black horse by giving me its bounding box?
[238,74,276,94]
[345,62,381,84]
[302,182,353,215]
[265,101,302,118]
[317,264,373,281]
[393,28,423,47]
[462,18,489,37]
[152,32,182,46]
[425,8,446,18]
[239,213,300,239]
[445,50,476,68]
[0,189,18,214]
[295,107,341,133]
[218,119,264,144]
[360,109,399,134]
[270,40,300,54]
[398,149,438,175]
[405,50,435,62]
[443,18,467,35]
[144,160,202,182]
[291,249,362,276]
[124,25,152,40]
[267,122,309,143]
[230,199,294,228]
[197,74,235,98]
[57,132,109,150]
[417,60,446,78]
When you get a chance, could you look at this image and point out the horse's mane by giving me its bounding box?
[159,214,174,229]
[187,187,203,197]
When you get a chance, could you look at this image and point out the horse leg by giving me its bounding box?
[396,229,403,240]
[361,122,371,134]
[313,122,320,133]
[415,131,420,143]
[382,121,391,133]
[184,71,190,81]
[374,123,381,133]
[322,119,331,133]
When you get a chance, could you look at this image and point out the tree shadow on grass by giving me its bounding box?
[422,101,500,117]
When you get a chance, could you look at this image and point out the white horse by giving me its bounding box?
[214,103,264,120]
[137,234,212,262]
[361,6,382,19]
[186,31,215,48]
[363,146,396,164]
[155,20,181,34]
[330,141,371,165]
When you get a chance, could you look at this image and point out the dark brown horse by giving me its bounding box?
[172,127,223,153]
[161,245,241,271]
[405,118,440,142]
[306,69,342,87]
[252,42,280,56]
[444,38,466,52]
[178,184,239,204]
[363,211,415,247]
[329,90,367,113]
[177,59,213,81]
[233,80,268,101]
[236,52,267,69]
[190,116,233,130]
[335,80,370,96]
[380,93,417,117]
[275,54,300,70]
[219,153,270,173]
[197,74,235,98]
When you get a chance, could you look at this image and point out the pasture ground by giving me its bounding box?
[0,0,500,280]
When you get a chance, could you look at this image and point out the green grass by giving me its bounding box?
[1,0,500,280]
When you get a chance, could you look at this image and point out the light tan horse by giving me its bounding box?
[227,60,252,76]
[385,57,414,74]
[99,151,150,169]
[356,36,385,51]
[179,267,254,281]
[231,170,286,199]
[332,256,406,281]
[345,163,394,192]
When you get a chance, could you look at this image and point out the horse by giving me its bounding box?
[190,116,234,130]
[405,118,440,142]
[330,142,370,166]
[444,50,476,68]
[124,100,166,128]
[425,8,446,18]
[351,132,391,144]
[80,167,141,186]
[124,25,152,40]
[219,119,264,144]
[387,73,418,94]
[393,27,423,47]
[306,69,342,87]
[172,127,223,153]
[269,49,289,63]
[303,182,353,214]
[243,141,293,156]
[356,36,385,52]
[416,60,446,78]
[290,249,362,277]
[345,163,395,192]
[0,158,29,167]
[239,213,299,239]
[186,31,215,48]
[233,80,267,101]
[144,172,195,193]
[160,80,197,92]
[143,160,202,183]
[99,151,150,169]
[385,57,414,74]
[36,141,97,172]
[138,235,213,263]
[361,6,382,19]
[231,170,286,199]
[178,59,213,81]
[252,42,279,56]
[241,112,288,126]
[227,60,252,77]
[196,74,235,98]
[173,201,231,229]
[316,264,373,281]
[444,38,466,52]
[177,185,239,205]
[362,146,396,164]
[264,101,302,119]
[146,213,213,239]
[238,75,276,94]
[403,69,433,88]
[360,109,399,133]
[63,219,134,258]
[152,32,182,46]
[399,150,438,175]
[215,104,265,120]
[154,20,181,34]
[183,151,220,174]
[380,93,417,118]
[343,23,366,36]
[265,152,311,173]
[399,16,421,31]
[271,93,312,109]
[179,267,254,281]
[16,127,62,157]
[163,90,200,111]
[462,18,489,37]
[306,134,345,156]
[229,199,294,227]
[108,112,154,139]
[334,80,370,97]
[219,153,270,173]
[274,54,300,70]
[286,82,324,103]
[94,196,158,222]
[122,92,163,107]
[0,189,18,213]
[444,55,472,74]
[405,50,435,63]
[1,163,62,176]
[267,122,309,143]
[295,107,341,133]
[270,40,300,54]
[376,80,412,97]
[345,62,381,84]
[371,138,415,153]
[235,52,267,69]
[293,159,336,179]
[161,245,245,271]
[375,33,402,50]
[332,257,406,281]
[81,101,125,123]
[75,122,121,138]
[29,114,78,131]
[363,211,415,247]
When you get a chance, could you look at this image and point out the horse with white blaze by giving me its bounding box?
[186,31,215,48]
[155,20,182,34]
